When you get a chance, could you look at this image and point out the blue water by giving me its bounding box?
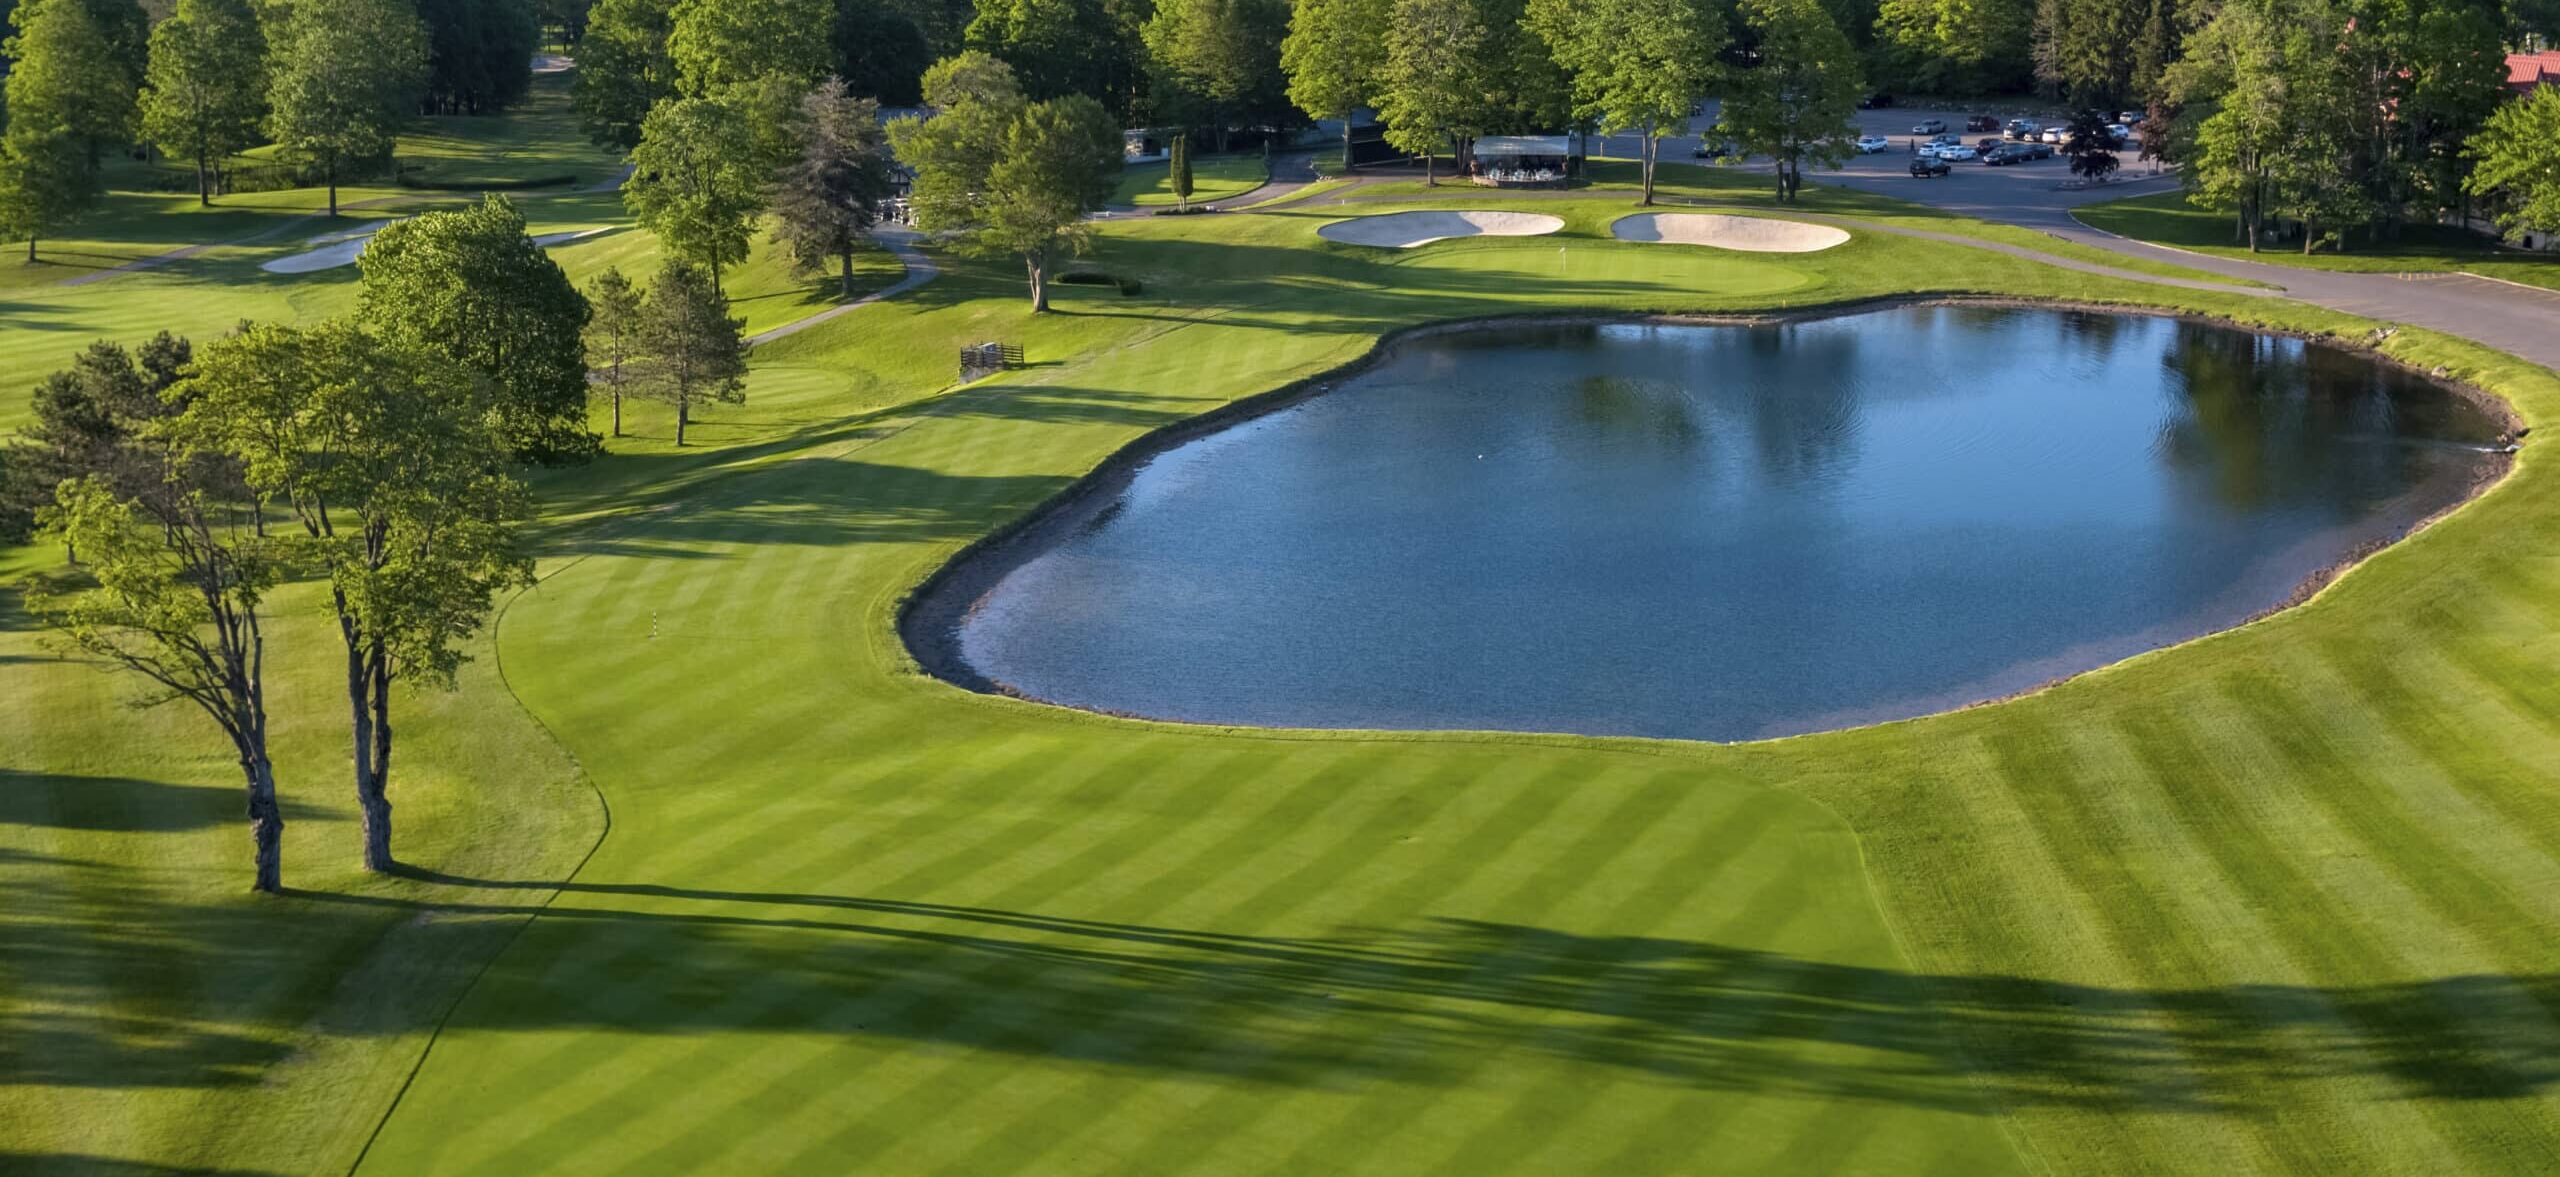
[929,307,2504,742]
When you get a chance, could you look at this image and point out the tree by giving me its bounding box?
[638,261,748,445]
[33,475,287,892]
[624,94,768,290]
[2167,0,2284,247]
[1874,0,2033,95]
[8,336,195,551]
[963,0,1149,120]
[358,195,598,464]
[2062,108,2120,181]
[1527,0,1725,205]
[584,266,646,437]
[2467,85,2560,241]
[418,0,539,114]
[267,0,430,216]
[833,0,932,106]
[573,0,676,149]
[1143,0,1289,150]
[892,57,1120,309]
[771,78,897,296]
[1374,0,1485,185]
[140,0,269,206]
[1168,132,1194,210]
[1280,0,1389,170]
[4,0,143,167]
[176,321,533,873]
[0,123,95,264]
[669,0,832,95]
[1715,0,1861,202]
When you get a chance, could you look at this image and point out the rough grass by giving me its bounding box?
[1111,154,1270,207]
[9,169,2560,1177]
[2078,189,2560,290]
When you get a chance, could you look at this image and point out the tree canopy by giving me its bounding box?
[1280,0,1389,165]
[573,0,677,149]
[771,78,898,296]
[624,92,770,288]
[2466,85,2560,240]
[891,54,1120,309]
[267,0,431,215]
[140,0,269,206]
[1716,0,1863,202]
[1527,0,1725,204]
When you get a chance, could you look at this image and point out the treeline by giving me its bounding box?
[0,0,546,247]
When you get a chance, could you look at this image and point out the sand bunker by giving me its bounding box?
[261,223,607,275]
[1610,213,1849,253]
[1317,210,1564,248]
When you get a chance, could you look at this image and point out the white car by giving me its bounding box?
[1910,118,1946,134]
[1938,144,1978,161]
[1854,135,1891,153]
[2040,127,2068,144]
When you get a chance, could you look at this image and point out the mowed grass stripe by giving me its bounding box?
[550,746,1439,1176]
[925,767,1720,1177]
[2111,701,2488,1166]
[789,755,1610,1175]
[604,746,1447,1175]
[2307,634,2560,866]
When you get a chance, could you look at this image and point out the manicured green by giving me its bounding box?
[9,110,2560,1177]
[1112,153,1269,206]
[2079,188,2560,290]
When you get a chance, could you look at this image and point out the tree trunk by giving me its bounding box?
[840,247,854,298]
[611,387,622,438]
[360,651,392,873]
[327,156,339,217]
[1641,124,1657,206]
[1342,118,1355,173]
[197,155,212,207]
[1423,148,1435,187]
[26,236,35,263]
[676,397,689,446]
[1027,253,1048,312]
[244,752,282,894]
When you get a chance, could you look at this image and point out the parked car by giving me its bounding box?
[2106,123,2134,145]
[1937,144,1979,161]
[1976,136,2003,153]
[1983,143,2033,165]
[1691,140,1744,160]
[2039,126,2068,143]
[1965,115,2001,132]
[2023,140,2056,159]
[1911,117,1947,134]
[1860,91,1895,108]
[1854,134,1892,153]
[2005,118,2042,140]
[1911,155,1951,178]
[2119,110,2145,125]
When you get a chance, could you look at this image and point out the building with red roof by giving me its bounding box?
[2508,51,2560,97]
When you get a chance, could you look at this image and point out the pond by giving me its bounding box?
[909,307,2510,743]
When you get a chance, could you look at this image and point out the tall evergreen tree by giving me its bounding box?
[771,78,897,296]
[140,0,270,206]
[267,0,430,215]
[637,260,748,445]
[584,266,647,438]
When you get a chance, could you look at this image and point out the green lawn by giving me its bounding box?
[11,146,2560,1177]
[2078,189,2560,290]
[1112,154,1271,207]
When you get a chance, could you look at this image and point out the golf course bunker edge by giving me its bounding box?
[1610,212,1851,253]
[1316,210,1565,248]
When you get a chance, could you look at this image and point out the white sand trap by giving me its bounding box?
[1317,210,1564,248]
[261,222,607,275]
[1610,213,1849,253]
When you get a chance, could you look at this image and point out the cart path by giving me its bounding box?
[746,227,939,347]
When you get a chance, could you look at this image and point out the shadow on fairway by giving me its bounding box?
[0,1153,285,1177]
[332,872,2560,1114]
[0,769,332,833]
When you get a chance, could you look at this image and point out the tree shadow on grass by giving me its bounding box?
[0,769,332,833]
[0,1153,286,1177]
[330,872,2560,1115]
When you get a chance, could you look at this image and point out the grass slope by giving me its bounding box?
[1111,154,1271,207]
[2078,189,2560,290]
[10,172,2560,1175]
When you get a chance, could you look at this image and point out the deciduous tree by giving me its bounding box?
[1280,0,1389,169]
[624,93,768,289]
[1374,0,1484,185]
[962,0,1149,120]
[1527,0,1725,205]
[417,0,539,114]
[1143,0,1289,150]
[358,195,597,464]
[669,0,832,95]
[2466,85,2560,240]
[572,0,676,149]
[892,56,1120,309]
[4,0,144,166]
[267,0,430,215]
[1715,0,1861,202]
[637,260,748,445]
[140,0,269,206]
[771,78,897,296]
[0,122,95,263]
[175,321,533,874]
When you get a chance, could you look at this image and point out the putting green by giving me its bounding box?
[10,176,2560,1176]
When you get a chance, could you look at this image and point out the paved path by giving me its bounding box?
[746,227,939,346]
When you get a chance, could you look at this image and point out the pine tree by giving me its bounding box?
[770,77,896,297]
[584,266,647,438]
